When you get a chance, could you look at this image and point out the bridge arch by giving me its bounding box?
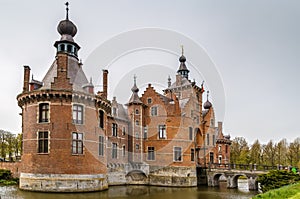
[126,170,148,183]
[211,173,225,187]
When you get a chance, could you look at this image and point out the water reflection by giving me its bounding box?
[1,180,257,199]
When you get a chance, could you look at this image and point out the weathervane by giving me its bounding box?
[65,2,69,20]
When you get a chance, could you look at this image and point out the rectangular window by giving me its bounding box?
[218,145,221,152]
[212,135,216,146]
[99,110,104,128]
[122,127,126,135]
[210,152,214,163]
[191,148,195,161]
[174,147,182,162]
[112,123,118,137]
[135,144,139,150]
[38,131,48,153]
[158,125,166,139]
[112,143,118,159]
[143,126,148,139]
[225,145,228,153]
[122,145,126,157]
[135,120,139,126]
[73,104,83,124]
[151,106,158,116]
[148,147,155,160]
[39,103,49,123]
[99,136,104,156]
[112,107,117,115]
[72,132,83,154]
[189,127,193,140]
[207,134,210,145]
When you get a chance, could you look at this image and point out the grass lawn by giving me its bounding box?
[253,183,300,199]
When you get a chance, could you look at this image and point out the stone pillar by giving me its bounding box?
[248,176,258,190]
[226,175,238,189]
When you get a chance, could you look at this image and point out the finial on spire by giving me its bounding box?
[65,2,69,20]
[207,90,209,101]
[181,45,184,55]
[133,74,137,85]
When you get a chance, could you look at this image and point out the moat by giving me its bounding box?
[1,180,257,199]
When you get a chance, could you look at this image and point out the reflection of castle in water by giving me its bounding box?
[16,3,231,192]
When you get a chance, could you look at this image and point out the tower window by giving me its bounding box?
[174,147,182,162]
[158,125,166,139]
[135,120,139,126]
[72,132,83,154]
[207,134,210,145]
[151,106,158,116]
[67,44,72,53]
[143,126,148,139]
[112,123,118,137]
[112,143,117,159]
[39,103,49,123]
[189,127,193,140]
[60,44,65,51]
[99,135,104,156]
[72,104,83,124]
[191,148,195,161]
[135,144,139,150]
[147,147,155,160]
[135,109,139,115]
[38,131,48,153]
[99,110,104,128]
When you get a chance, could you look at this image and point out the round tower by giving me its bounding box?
[17,3,110,192]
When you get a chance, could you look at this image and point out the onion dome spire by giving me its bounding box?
[203,91,212,109]
[128,75,143,105]
[54,2,80,58]
[131,74,139,93]
[177,45,189,79]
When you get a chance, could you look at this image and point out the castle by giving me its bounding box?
[16,4,231,192]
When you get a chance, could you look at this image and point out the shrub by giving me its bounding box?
[257,170,300,193]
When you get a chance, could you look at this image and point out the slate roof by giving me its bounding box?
[41,56,89,93]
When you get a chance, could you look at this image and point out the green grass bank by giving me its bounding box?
[253,182,300,199]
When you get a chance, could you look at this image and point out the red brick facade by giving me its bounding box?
[13,6,231,192]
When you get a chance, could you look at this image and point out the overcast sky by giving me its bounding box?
[0,0,299,144]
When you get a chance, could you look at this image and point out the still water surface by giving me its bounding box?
[0,180,258,199]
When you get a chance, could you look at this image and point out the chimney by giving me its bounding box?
[218,122,223,136]
[23,66,31,92]
[102,69,108,99]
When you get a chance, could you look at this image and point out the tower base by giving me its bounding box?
[19,173,108,192]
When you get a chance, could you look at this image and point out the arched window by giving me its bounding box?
[60,44,65,51]
[67,44,72,53]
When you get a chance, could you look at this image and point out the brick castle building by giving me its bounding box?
[16,4,231,192]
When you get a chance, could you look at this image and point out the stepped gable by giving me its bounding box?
[42,57,89,93]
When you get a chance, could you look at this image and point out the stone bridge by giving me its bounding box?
[205,163,282,190]
[207,169,266,190]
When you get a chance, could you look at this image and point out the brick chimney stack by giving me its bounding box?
[102,69,108,99]
[23,65,31,92]
[218,122,223,136]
